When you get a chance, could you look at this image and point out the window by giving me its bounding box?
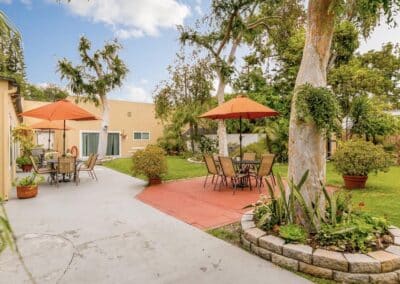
[133,131,150,140]
[81,132,120,157]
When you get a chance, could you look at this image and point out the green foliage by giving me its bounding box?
[254,117,289,162]
[16,156,32,167]
[154,52,214,154]
[23,84,68,102]
[0,197,14,254]
[349,96,400,140]
[0,11,25,83]
[13,173,44,187]
[131,145,167,179]
[296,84,342,136]
[12,124,34,157]
[231,140,267,159]
[279,224,307,243]
[316,212,389,253]
[331,21,360,66]
[333,140,392,176]
[58,36,128,103]
[199,135,218,154]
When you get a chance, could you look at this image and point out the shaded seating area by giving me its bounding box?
[202,153,276,194]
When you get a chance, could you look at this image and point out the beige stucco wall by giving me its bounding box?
[23,97,164,158]
[0,79,19,200]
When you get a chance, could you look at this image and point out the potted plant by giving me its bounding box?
[332,140,392,189]
[13,173,44,199]
[16,156,34,172]
[132,145,167,185]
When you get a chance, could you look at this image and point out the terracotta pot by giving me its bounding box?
[343,175,368,189]
[21,164,33,172]
[16,185,38,199]
[148,177,162,186]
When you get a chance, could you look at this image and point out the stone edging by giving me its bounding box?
[240,210,400,283]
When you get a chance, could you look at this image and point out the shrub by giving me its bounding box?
[199,135,218,154]
[316,212,389,253]
[132,145,167,179]
[279,224,307,243]
[332,140,392,176]
[248,170,390,253]
[231,140,267,159]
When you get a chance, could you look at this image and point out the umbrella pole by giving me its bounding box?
[48,129,51,150]
[63,120,66,156]
[239,116,243,162]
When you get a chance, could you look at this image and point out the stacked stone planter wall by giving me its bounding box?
[240,211,400,283]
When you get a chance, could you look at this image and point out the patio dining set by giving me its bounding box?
[203,153,276,194]
[30,151,98,186]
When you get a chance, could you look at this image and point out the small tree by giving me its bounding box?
[58,37,128,158]
[154,51,213,153]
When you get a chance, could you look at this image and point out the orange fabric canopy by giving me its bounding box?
[20,99,99,121]
[199,95,278,120]
[30,120,72,130]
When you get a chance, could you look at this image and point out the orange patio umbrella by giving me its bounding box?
[30,120,73,150]
[20,100,99,154]
[199,95,279,160]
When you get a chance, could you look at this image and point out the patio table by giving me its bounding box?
[47,158,81,183]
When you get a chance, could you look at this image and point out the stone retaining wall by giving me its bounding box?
[240,211,400,283]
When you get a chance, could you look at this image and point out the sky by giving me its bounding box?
[1,0,400,103]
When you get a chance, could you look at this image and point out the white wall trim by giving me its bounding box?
[79,130,122,159]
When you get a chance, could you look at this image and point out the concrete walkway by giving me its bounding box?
[0,167,310,284]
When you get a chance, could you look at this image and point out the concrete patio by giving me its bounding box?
[0,166,309,284]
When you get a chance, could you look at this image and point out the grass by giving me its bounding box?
[103,156,207,181]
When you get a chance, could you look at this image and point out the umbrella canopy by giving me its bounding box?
[20,99,99,121]
[199,95,278,120]
[199,95,278,160]
[30,120,73,150]
[30,120,72,130]
[20,99,99,154]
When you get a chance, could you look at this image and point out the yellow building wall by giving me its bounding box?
[0,80,19,200]
[23,98,164,158]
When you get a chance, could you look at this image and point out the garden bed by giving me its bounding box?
[241,210,400,283]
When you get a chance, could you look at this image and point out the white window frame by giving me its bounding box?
[80,130,121,159]
[133,131,150,141]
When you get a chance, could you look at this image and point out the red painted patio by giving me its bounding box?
[136,177,264,230]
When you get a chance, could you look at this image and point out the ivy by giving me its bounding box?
[296,83,341,136]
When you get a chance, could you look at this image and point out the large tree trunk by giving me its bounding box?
[97,95,109,159]
[288,0,335,208]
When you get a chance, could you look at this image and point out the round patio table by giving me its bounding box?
[47,158,81,183]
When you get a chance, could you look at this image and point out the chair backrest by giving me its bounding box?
[85,153,94,167]
[204,154,218,175]
[89,154,98,170]
[243,152,256,161]
[30,156,39,173]
[257,154,275,177]
[58,156,76,174]
[70,146,78,157]
[219,156,236,178]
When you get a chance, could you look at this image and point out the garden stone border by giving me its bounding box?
[240,211,400,283]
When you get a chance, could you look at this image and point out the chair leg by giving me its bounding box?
[258,177,262,193]
[203,173,209,188]
[211,175,215,184]
[213,175,219,191]
[92,170,98,181]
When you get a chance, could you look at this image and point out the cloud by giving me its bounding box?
[0,0,12,4]
[109,83,153,103]
[60,0,190,39]
[194,0,203,15]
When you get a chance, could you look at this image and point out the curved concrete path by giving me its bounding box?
[0,167,309,283]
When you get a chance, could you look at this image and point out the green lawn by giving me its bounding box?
[104,157,400,226]
[103,156,207,181]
